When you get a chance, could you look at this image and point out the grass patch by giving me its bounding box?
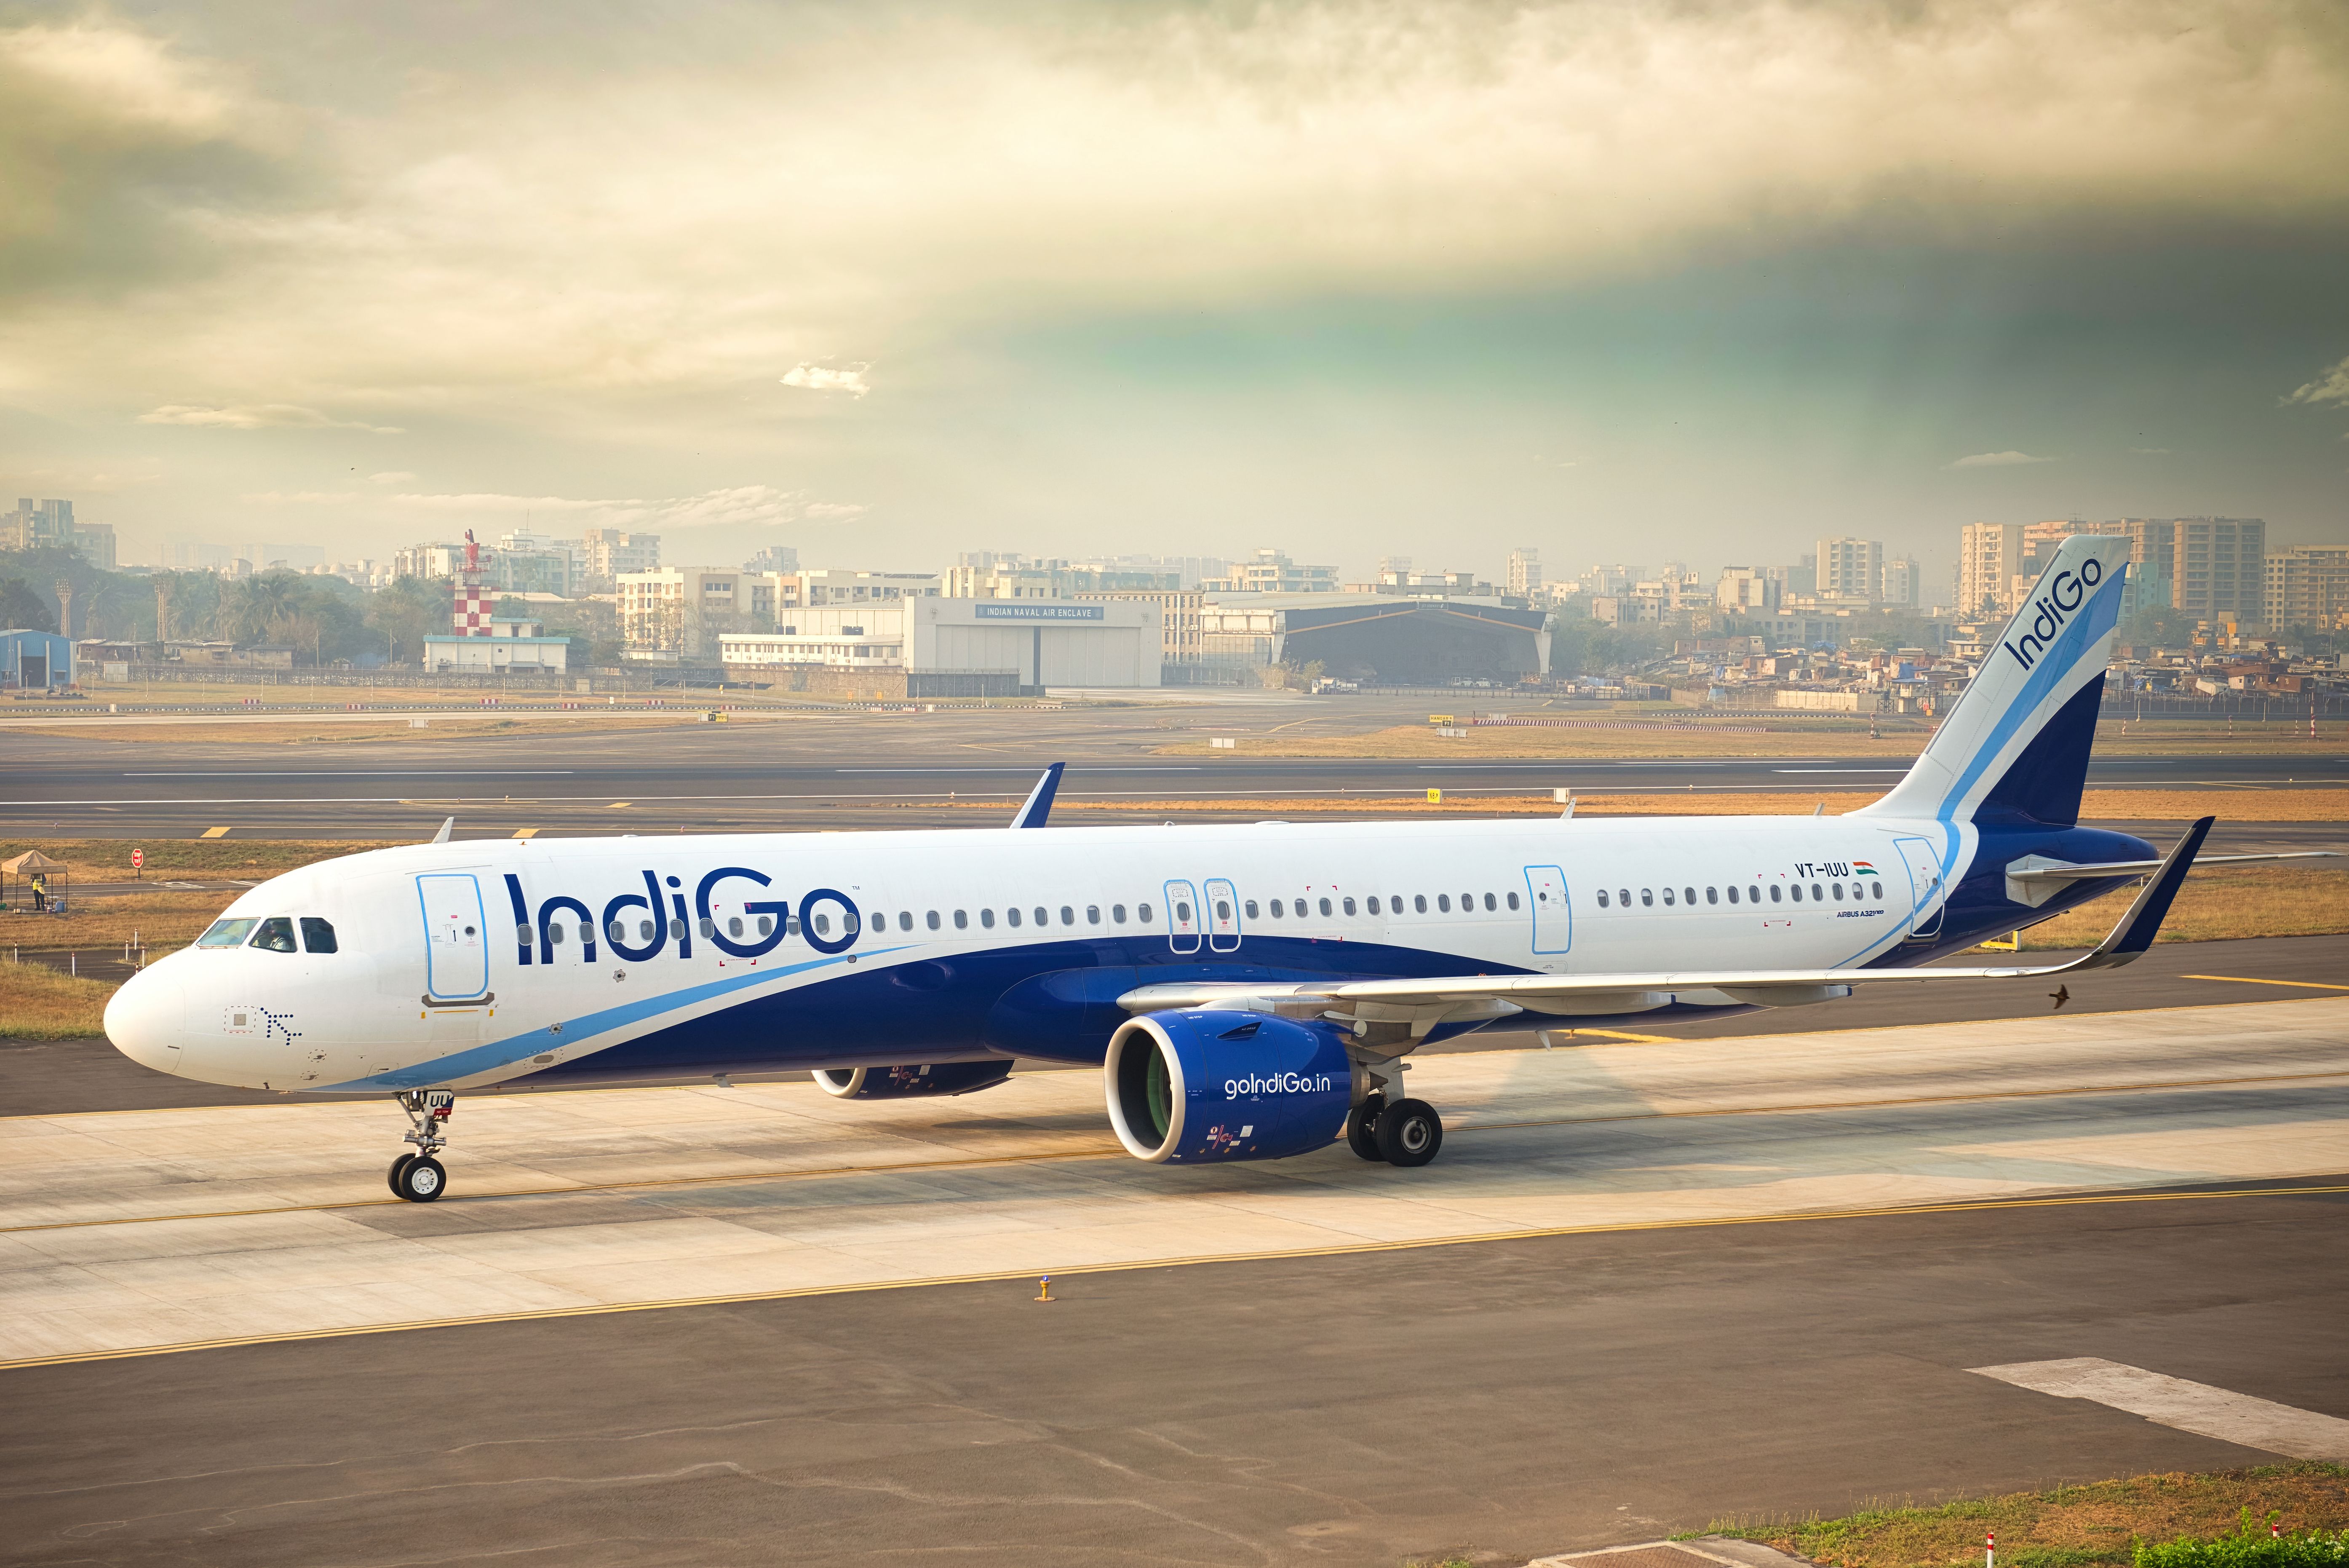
[1699,1464,2349,1568]
[0,888,238,954]
[2013,865,2349,948]
[0,961,116,1039]
[0,839,394,882]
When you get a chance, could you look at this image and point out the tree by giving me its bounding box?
[368,577,451,667]
[0,577,56,631]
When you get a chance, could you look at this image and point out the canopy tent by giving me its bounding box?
[3,849,69,913]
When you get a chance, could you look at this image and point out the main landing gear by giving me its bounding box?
[387,1090,454,1202]
[1344,1091,1445,1168]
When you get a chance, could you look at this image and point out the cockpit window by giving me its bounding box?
[250,917,299,953]
[300,916,338,954]
[196,918,259,948]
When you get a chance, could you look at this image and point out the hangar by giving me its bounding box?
[1197,595,1550,684]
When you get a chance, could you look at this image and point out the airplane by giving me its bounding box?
[102,536,2323,1202]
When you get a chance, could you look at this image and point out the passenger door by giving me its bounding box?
[1203,877,1241,954]
[417,873,491,1000]
[1523,865,1571,954]
[1893,838,1947,944]
[1162,879,1201,955]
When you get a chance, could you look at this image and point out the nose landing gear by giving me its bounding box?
[388,1090,454,1202]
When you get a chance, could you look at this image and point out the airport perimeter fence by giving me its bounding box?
[2100,690,2349,721]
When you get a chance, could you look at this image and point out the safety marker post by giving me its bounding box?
[1987,1529,1995,1568]
[1035,1275,1053,1302]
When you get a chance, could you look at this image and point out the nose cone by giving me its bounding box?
[105,965,186,1076]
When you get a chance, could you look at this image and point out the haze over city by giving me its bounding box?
[4,0,2347,586]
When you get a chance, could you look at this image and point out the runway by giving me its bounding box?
[3,718,2344,838]
[3,998,2346,1565]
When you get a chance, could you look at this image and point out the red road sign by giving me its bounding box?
[131,849,144,870]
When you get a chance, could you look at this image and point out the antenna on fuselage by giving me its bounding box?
[430,817,454,844]
[1009,763,1065,829]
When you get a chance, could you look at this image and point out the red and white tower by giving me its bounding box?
[452,529,492,635]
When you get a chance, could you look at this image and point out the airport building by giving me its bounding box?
[720,597,1160,694]
[420,619,571,673]
[1197,593,1551,684]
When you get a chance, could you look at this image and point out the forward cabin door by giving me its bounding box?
[1163,879,1201,955]
[417,873,491,1000]
[1523,865,1571,954]
[1893,838,1947,945]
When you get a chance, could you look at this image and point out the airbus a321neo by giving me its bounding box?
[106,537,2298,1201]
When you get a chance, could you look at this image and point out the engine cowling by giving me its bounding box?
[1104,1010,1353,1164]
[814,1061,1014,1099]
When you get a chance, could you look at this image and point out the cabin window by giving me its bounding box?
[1342,897,1356,916]
[1175,901,1192,924]
[548,924,566,945]
[1414,895,1427,913]
[1617,888,1630,907]
[197,918,259,948]
[1139,903,1154,923]
[1682,887,1694,906]
[1832,882,1845,901]
[1270,899,1284,917]
[1006,907,1021,927]
[1460,892,1474,911]
[699,917,717,939]
[1506,891,1519,911]
[1597,889,1610,907]
[1437,894,1451,913]
[954,909,968,929]
[1035,907,1049,927]
[250,917,298,953]
[1769,884,1782,903]
[1705,887,1717,906]
[812,913,831,935]
[727,916,743,938]
[759,916,774,937]
[1640,889,1654,907]
[980,909,995,928]
[1061,906,1075,926]
[1366,896,1381,915]
[639,919,657,940]
[516,922,534,946]
[300,916,338,954]
[1662,888,1676,906]
[927,910,941,930]
[1088,905,1101,924]
[1871,881,1883,900]
[1317,897,1333,916]
[1244,900,1258,919]
[1812,884,1824,901]
[786,916,801,936]
[1216,900,1232,922]
[1484,892,1497,911]
[1112,904,1126,923]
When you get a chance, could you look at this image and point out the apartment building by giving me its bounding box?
[2263,545,2349,631]
[1815,537,1884,601]
[776,569,942,608]
[618,568,773,658]
[1958,523,2025,617]
[1715,566,1779,613]
[1881,556,1921,608]
[1506,547,1542,599]
[2169,517,2265,626]
[1202,548,1339,594]
[580,529,660,590]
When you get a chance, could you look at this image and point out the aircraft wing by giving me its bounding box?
[1121,817,2215,1022]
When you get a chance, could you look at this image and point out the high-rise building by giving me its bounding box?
[1714,566,1778,612]
[72,522,117,570]
[1881,556,1921,608]
[580,528,660,589]
[2169,517,2265,626]
[745,545,800,576]
[1767,553,1818,600]
[619,568,774,657]
[1200,549,1339,594]
[2265,545,2349,631]
[1958,523,2025,617]
[3,498,75,553]
[1506,547,1542,599]
[1815,537,1885,601]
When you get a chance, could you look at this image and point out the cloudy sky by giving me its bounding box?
[3,0,2346,588]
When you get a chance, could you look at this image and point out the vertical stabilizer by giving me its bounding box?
[1860,535,2128,825]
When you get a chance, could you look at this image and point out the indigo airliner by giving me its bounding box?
[104,537,2292,1201]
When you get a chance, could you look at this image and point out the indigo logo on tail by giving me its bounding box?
[2002,557,2106,672]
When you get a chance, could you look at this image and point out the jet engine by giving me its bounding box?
[813,1061,1014,1099]
[1104,1010,1352,1164]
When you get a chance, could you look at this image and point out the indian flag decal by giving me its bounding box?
[1852,860,1877,874]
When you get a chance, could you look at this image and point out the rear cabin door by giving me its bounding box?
[1203,877,1241,953]
[1893,838,1947,944]
[417,873,491,999]
[1163,879,1201,955]
[1523,865,1571,954]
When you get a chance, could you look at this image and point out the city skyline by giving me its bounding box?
[2,3,2346,584]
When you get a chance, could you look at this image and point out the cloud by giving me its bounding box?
[367,471,416,484]
[781,363,871,398]
[2128,446,2172,454]
[1948,450,2055,467]
[387,484,855,530]
[140,404,404,434]
[2284,355,2349,407]
[241,490,359,503]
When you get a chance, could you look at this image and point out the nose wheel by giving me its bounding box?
[390,1090,455,1202]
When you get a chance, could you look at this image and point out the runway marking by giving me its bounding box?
[11,1066,2344,1239]
[5,1183,2343,1373]
[1971,1358,2349,1461]
[2185,974,2349,992]
[199,826,230,838]
[607,801,631,808]
[511,828,539,839]
[127,771,577,778]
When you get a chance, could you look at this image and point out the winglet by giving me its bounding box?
[431,816,455,844]
[2076,815,2211,970]
[1009,764,1064,829]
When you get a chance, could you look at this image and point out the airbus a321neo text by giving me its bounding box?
[107,537,2300,1202]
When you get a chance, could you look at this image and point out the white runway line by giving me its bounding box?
[1969,1357,2349,1460]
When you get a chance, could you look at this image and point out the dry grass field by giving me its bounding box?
[0,962,114,1039]
[1039,788,2349,822]
[1708,1462,2349,1568]
[2013,865,2349,948]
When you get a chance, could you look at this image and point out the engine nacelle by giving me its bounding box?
[813,1061,1014,1099]
[1104,1010,1352,1164]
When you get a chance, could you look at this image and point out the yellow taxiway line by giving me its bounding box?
[6,1182,2344,1373]
[2185,974,2349,993]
